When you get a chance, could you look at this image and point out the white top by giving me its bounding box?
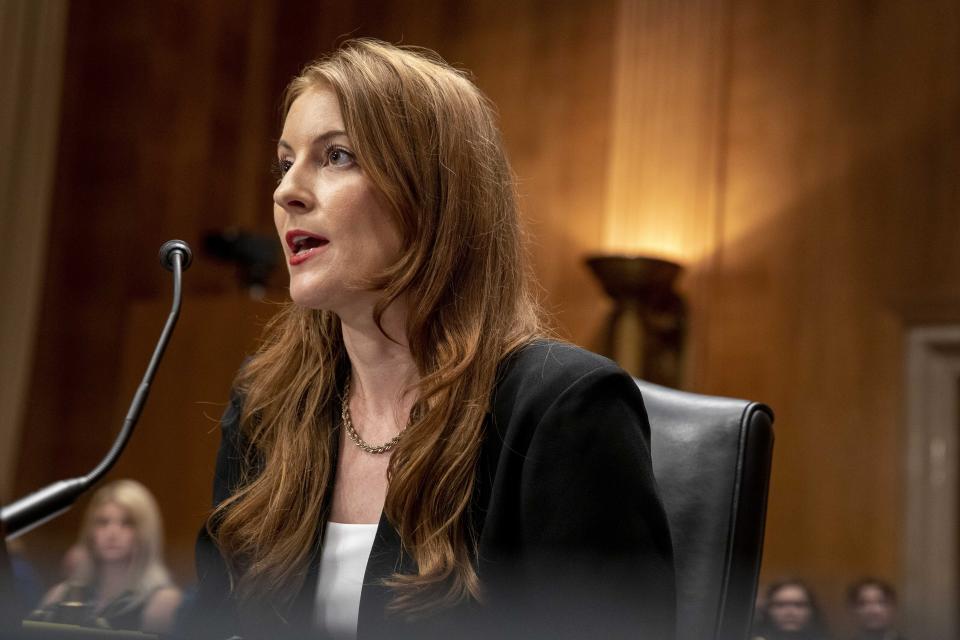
[313,521,379,639]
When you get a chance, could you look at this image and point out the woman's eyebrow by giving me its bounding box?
[277,130,348,151]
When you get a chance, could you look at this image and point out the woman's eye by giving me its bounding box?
[272,159,293,181]
[327,147,355,167]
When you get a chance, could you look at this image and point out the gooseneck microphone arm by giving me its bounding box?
[1,240,193,540]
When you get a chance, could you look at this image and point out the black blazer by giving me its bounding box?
[186,340,676,639]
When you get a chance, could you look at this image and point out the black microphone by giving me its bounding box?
[160,238,193,272]
[1,240,192,540]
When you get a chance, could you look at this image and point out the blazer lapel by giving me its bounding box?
[355,511,415,638]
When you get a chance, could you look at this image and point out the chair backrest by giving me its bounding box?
[637,380,774,640]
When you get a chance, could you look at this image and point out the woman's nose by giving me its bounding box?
[273,168,315,214]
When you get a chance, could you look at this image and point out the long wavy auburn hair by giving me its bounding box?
[74,480,173,613]
[208,39,543,617]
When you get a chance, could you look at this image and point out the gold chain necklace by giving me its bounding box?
[341,379,406,454]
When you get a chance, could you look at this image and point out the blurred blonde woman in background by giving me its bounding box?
[34,479,182,633]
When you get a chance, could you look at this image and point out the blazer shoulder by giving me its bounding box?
[491,339,635,433]
[497,338,626,396]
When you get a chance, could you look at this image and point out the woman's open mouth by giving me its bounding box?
[286,230,329,265]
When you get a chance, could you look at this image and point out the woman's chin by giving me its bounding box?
[97,552,132,565]
[288,282,333,310]
[288,280,366,314]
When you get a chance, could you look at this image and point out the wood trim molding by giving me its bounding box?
[904,325,960,639]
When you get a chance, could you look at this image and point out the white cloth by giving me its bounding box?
[313,521,379,639]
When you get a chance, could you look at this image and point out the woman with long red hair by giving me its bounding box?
[187,39,675,639]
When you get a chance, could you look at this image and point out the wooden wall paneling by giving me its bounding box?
[706,0,960,633]
[15,1,154,562]
[13,0,285,582]
[0,0,68,502]
[232,1,277,232]
[601,0,731,388]
[106,294,276,585]
[454,0,619,347]
[603,0,727,264]
[712,1,897,625]
[126,0,278,297]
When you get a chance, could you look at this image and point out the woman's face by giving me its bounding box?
[90,502,137,565]
[273,86,402,317]
[852,585,894,631]
[767,584,814,632]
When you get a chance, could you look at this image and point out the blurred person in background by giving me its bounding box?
[30,479,181,634]
[5,538,43,617]
[59,543,87,580]
[753,579,831,640]
[847,578,906,640]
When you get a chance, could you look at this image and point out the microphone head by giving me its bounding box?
[159,239,193,272]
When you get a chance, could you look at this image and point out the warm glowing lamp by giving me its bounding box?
[585,254,685,386]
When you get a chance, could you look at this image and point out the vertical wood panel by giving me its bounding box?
[601,0,732,389]
[0,0,68,501]
[603,0,727,265]
[703,1,960,632]
[107,295,274,582]
[13,0,287,585]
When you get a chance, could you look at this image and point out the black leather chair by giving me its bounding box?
[637,380,774,640]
